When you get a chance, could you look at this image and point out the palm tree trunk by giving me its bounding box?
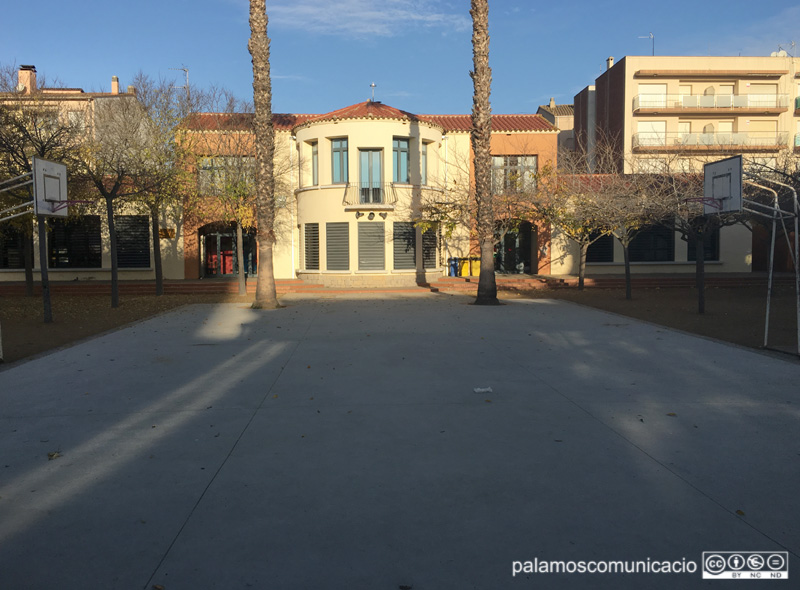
[470,0,498,305]
[249,0,280,309]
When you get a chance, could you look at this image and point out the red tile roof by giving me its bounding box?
[185,102,556,134]
[420,114,555,133]
[185,112,314,132]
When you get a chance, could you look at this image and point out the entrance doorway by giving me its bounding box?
[199,222,257,278]
[495,221,535,274]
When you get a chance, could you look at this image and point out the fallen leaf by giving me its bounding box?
[666,412,677,417]
[736,509,745,516]
[47,452,61,460]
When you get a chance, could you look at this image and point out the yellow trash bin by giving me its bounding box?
[459,257,480,276]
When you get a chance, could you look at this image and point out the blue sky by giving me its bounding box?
[3,0,799,115]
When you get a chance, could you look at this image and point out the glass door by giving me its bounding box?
[359,150,382,203]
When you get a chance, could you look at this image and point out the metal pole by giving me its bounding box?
[746,180,779,348]
[37,214,53,323]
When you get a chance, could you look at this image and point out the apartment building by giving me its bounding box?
[576,54,800,174]
[537,98,575,151]
[562,54,800,276]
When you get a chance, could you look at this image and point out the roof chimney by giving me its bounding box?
[606,56,615,71]
[111,76,120,94]
[549,97,556,109]
[18,65,37,94]
[126,85,136,96]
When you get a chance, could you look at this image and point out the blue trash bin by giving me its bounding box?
[448,257,459,277]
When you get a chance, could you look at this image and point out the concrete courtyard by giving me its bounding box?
[0,293,797,589]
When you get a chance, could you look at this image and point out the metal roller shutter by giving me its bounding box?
[304,223,319,270]
[326,222,349,271]
[393,222,416,270]
[358,222,385,271]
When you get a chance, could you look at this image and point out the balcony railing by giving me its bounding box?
[342,182,398,208]
[633,132,788,151]
[633,94,789,111]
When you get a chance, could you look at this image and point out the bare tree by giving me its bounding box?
[72,91,154,308]
[470,0,498,305]
[248,0,280,309]
[130,72,200,295]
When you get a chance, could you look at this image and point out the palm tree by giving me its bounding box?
[248,0,280,308]
[470,0,498,305]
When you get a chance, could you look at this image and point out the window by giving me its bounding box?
[630,225,674,262]
[311,141,319,186]
[304,223,319,270]
[48,215,102,268]
[491,155,537,194]
[687,225,720,261]
[116,215,150,268]
[393,138,409,183]
[393,222,416,270]
[326,222,349,270]
[638,83,667,107]
[359,150,382,203]
[358,222,385,271]
[422,227,437,269]
[421,142,428,185]
[586,234,614,263]
[199,156,255,194]
[636,120,666,147]
[0,225,25,269]
[332,138,348,184]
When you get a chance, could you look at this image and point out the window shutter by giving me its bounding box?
[422,228,437,269]
[116,215,150,268]
[304,223,319,270]
[326,222,349,270]
[393,222,416,270]
[358,222,385,271]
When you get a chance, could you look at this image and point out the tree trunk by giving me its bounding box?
[696,233,705,314]
[578,241,588,290]
[24,228,34,296]
[36,215,52,323]
[236,220,246,296]
[105,195,119,308]
[249,0,280,309]
[151,205,164,296]
[470,0,498,306]
[623,241,632,301]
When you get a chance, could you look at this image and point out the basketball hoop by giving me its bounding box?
[685,196,723,212]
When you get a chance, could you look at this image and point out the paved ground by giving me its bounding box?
[0,293,797,590]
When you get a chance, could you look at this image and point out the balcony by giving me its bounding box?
[795,96,800,115]
[633,132,788,153]
[633,94,789,114]
[342,182,398,210]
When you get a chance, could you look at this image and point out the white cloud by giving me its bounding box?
[265,0,470,37]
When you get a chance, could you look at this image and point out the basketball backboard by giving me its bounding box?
[32,157,68,217]
[703,155,742,215]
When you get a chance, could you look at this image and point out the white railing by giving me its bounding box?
[633,94,789,111]
[633,132,788,149]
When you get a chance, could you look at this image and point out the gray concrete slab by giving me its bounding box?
[0,294,798,589]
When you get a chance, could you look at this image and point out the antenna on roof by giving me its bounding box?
[638,32,654,56]
[370,82,376,102]
[170,66,190,102]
